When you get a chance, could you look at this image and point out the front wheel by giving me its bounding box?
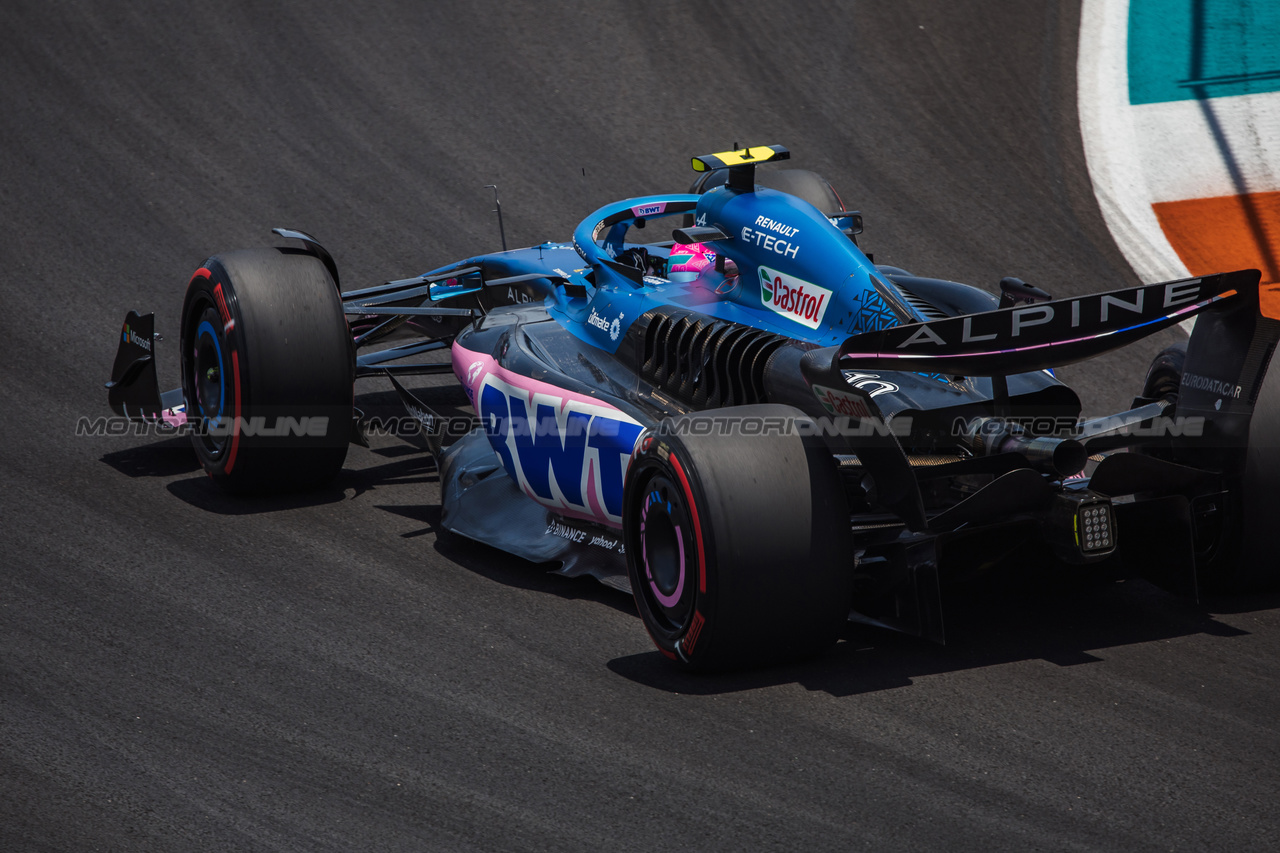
[181,247,354,493]
[622,405,853,670]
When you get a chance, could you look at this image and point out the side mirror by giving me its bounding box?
[828,210,863,236]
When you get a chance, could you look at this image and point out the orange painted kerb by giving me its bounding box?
[1154,190,1280,319]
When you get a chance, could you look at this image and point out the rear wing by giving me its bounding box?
[834,269,1267,376]
[797,269,1280,530]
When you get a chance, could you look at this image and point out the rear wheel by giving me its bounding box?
[1142,341,1186,404]
[689,168,845,213]
[622,405,853,670]
[687,168,847,233]
[181,247,354,493]
[1142,341,1280,590]
[1234,346,1280,589]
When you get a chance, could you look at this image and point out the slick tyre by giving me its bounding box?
[1231,345,1280,590]
[686,169,847,232]
[1142,341,1186,405]
[1142,341,1280,590]
[622,405,853,671]
[181,247,354,493]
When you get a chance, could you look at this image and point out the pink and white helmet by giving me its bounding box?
[667,242,716,276]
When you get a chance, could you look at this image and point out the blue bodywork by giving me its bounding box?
[423,186,928,352]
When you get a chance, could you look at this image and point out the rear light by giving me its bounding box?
[1045,492,1116,562]
[1076,500,1116,554]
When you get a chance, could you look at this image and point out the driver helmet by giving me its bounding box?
[667,242,716,280]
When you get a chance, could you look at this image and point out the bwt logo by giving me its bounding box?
[477,376,643,524]
[631,203,666,217]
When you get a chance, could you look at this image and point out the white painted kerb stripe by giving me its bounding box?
[1077,0,1190,285]
[1134,91,1280,203]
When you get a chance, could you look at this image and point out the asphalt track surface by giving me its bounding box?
[4,2,1279,850]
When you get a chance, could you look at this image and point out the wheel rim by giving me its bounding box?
[189,302,229,458]
[638,474,697,631]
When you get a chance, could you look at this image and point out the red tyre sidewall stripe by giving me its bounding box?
[669,454,706,594]
[226,349,242,474]
[191,266,241,476]
[683,611,706,656]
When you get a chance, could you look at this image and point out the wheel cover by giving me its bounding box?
[638,474,697,631]
[188,302,230,458]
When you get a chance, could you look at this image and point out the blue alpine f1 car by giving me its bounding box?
[108,145,1280,670]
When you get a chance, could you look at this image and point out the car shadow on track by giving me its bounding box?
[100,435,204,478]
[100,434,442,515]
[100,385,1280,690]
[607,578,1265,697]
[98,382,465,515]
[430,523,640,617]
[166,441,449,514]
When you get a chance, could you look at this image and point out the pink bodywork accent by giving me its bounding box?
[630,201,668,218]
[453,343,627,412]
[452,341,643,529]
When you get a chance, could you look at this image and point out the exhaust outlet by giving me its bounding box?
[963,418,1087,478]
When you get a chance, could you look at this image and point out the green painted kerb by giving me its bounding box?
[1128,0,1280,105]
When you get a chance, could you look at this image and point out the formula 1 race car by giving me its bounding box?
[107,145,1280,670]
